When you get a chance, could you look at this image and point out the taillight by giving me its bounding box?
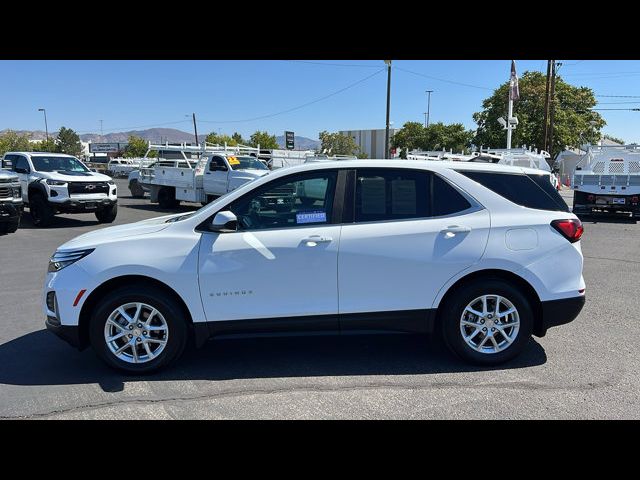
[551,219,584,243]
[587,194,595,202]
[632,196,639,204]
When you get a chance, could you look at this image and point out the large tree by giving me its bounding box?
[56,126,83,157]
[249,131,279,149]
[124,135,155,157]
[205,132,239,146]
[391,122,474,158]
[318,131,361,156]
[32,137,56,152]
[0,130,32,155]
[473,71,605,157]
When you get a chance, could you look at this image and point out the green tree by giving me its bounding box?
[32,137,57,152]
[56,126,83,156]
[205,132,238,146]
[318,131,361,156]
[473,71,605,157]
[124,135,156,157]
[391,122,474,158]
[391,121,425,158]
[231,132,246,145]
[249,131,279,149]
[0,130,32,155]
[603,134,624,145]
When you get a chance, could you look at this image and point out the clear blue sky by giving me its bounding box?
[2,60,640,143]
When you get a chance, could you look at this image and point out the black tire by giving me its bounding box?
[29,194,55,227]
[129,180,145,198]
[89,286,189,374]
[440,279,533,366]
[95,203,118,223]
[158,187,179,209]
[6,218,20,233]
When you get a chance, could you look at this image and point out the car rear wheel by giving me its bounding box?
[441,279,533,365]
[129,180,145,198]
[158,187,179,209]
[89,286,188,374]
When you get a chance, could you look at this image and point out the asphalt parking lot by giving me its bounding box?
[1,178,639,419]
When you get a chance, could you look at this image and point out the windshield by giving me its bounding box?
[229,156,267,171]
[31,156,89,173]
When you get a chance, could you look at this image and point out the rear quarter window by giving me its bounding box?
[459,171,569,212]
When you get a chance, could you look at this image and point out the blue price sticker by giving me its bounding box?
[296,210,327,224]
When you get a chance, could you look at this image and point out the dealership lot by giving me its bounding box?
[0,178,639,419]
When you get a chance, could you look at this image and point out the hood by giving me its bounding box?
[38,171,113,182]
[58,213,182,251]
[234,169,270,179]
[0,170,18,181]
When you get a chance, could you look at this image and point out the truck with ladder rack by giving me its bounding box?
[572,144,640,218]
[138,142,271,208]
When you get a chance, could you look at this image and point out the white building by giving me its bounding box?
[339,128,397,159]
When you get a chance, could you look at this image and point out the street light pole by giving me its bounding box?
[192,112,199,145]
[384,60,392,159]
[425,90,433,127]
[38,108,49,143]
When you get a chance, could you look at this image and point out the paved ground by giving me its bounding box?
[1,180,639,419]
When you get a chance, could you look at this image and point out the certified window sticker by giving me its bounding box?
[296,210,327,224]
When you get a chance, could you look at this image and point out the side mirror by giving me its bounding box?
[209,211,238,233]
[14,167,29,174]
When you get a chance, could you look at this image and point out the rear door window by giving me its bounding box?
[459,171,569,212]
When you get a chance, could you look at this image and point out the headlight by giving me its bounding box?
[48,249,95,272]
[12,184,21,198]
[107,180,115,185]
[45,179,67,186]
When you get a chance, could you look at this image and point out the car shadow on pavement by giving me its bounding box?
[0,330,547,393]
[18,213,100,230]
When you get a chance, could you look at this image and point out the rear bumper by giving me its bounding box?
[536,295,585,337]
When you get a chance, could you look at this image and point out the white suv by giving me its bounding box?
[2,152,118,226]
[43,160,585,373]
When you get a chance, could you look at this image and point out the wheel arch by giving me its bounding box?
[435,269,544,336]
[78,275,206,350]
[27,180,47,202]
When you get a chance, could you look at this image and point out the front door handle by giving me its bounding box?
[302,235,333,246]
[441,225,471,237]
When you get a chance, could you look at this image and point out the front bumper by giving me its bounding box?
[535,295,586,337]
[45,317,84,349]
[54,198,117,213]
[0,202,23,222]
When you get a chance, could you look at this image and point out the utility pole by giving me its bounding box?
[423,112,428,128]
[384,60,392,159]
[192,113,199,145]
[38,108,49,142]
[547,61,558,156]
[425,90,433,127]
[543,60,552,152]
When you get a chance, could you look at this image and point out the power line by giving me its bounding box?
[199,68,386,124]
[591,108,640,111]
[285,60,382,68]
[597,95,640,98]
[394,66,493,90]
[596,101,640,104]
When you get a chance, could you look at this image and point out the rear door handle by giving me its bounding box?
[302,235,333,245]
[441,225,471,237]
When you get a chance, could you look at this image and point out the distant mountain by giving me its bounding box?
[275,135,320,151]
[3,128,321,150]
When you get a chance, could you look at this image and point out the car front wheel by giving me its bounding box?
[441,279,533,365]
[89,286,188,374]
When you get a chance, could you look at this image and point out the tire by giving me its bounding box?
[158,187,179,209]
[6,218,19,233]
[440,279,533,366]
[129,180,145,198]
[95,203,118,223]
[89,286,189,374]
[29,194,55,227]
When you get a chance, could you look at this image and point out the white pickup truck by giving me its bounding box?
[140,150,270,208]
